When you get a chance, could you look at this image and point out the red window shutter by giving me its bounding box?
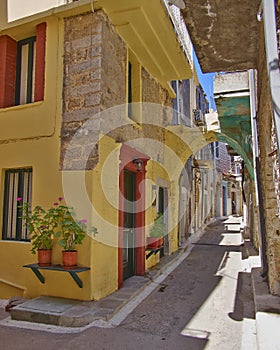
[0,35,17,108]
[34,22,46,102]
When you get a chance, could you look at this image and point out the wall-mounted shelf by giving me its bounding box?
[23,264,90,288]
[145,246,164,260]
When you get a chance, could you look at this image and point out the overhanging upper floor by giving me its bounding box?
[180,0,260,73]
[214,71,254,178]
[1,0,194,97]
[97,0,193,96]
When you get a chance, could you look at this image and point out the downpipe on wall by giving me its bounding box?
[262,0,280,156]
[255,157,268,277]
[249,70,268,277]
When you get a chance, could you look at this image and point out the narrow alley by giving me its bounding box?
[0,217,259,350]
[1,1,280,349]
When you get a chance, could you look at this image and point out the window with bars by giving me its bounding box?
[2,168,32,241]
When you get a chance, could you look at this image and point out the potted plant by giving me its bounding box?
[18,197,98,267]
[147,213,166,249]
[55,201,97,267]
[17,198,57,266]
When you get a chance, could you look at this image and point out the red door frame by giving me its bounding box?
[118,144,149,289]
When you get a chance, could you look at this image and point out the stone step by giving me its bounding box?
[10,296,115,327]
[9,275,152,327]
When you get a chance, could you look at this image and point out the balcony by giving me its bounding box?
[97,0,193,96]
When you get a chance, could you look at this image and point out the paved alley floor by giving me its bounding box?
[118,216,258,349]
[0,217,260,349]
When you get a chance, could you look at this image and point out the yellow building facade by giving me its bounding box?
[0,1,214,301]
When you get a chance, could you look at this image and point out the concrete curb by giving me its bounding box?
[251,267,280,349]
[4,241,192,329]
[0,218,218,332]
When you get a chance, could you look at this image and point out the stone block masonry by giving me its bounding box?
[257,20,280,296]
[61,10,126,170]
[61,9,172,171]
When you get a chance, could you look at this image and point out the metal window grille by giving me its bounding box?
[2,168,32,241]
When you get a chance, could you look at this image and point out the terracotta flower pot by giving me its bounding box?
[158,237,164,247]
[147,237,159,249]
[38,249,52,266]
[62,250,78,267]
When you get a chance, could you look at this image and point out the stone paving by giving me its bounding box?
[1,216,280,349]
[1,233,192,329]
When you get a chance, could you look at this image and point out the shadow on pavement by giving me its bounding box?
[120,218,254,349]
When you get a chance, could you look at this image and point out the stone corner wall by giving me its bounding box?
[257,19,280,295]
[61,11,103,170]
[60,9,174,172]
[100,14,126,111]
[141,68,171,108]
[61,10,129,170]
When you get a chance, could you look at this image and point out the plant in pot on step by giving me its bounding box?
[147,213,166,249]
[17,198,57,266]
[56,201,97,267]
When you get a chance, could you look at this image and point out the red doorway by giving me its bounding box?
[118,145,149,289]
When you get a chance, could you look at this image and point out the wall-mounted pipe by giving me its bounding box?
[263,0,280,156]
[260,0,280,277]
[249,69,268,276]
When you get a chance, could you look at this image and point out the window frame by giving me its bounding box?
[128,61,133,119]
[15,36,36,106]
[2,168,32,242]
[127,51,141,123]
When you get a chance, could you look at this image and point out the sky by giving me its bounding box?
[193,52,217,111]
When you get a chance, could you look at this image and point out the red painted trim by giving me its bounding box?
[119,144,150,169]
[34,22,46,102]
[0,35,17,108]
[118,170,124,289]
[118,145,149,288]
[134,167,146,276]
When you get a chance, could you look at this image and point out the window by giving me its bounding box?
[128,61,132,118]
[215,141,220,159]
[171,80,183,125]
[127,51,141,122]
[0,22,46,109]
[15,37,36,105]
[2,168,32,241]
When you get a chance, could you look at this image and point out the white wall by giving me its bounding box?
[7,0,67,22]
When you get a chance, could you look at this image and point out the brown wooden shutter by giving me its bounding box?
[0,35,17,108]
[34,22,46,102]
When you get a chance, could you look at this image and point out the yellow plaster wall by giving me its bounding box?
[0,129,120,301]
[0,15,94,301]
[0,134,95,300]
[90,135,120,300]
[0,3,203,300]
[145,250,160,270]
[0,16,62,141]
[145,160,179,260]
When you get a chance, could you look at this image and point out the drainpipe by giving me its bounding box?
[256,157,268,277]
[249,70,268,277]
[262,0,280,155]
